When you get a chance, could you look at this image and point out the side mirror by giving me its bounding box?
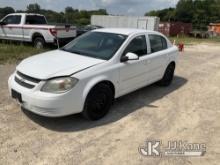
[0,21,7,26]
[121,52,139,62]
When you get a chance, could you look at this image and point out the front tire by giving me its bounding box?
[157,63,175,87]
[82,84,114,120]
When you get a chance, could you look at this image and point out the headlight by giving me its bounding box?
[41,77,78,94]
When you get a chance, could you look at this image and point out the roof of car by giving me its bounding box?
[93,28,157,35]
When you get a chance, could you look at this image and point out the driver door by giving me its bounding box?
[119,35,149,95]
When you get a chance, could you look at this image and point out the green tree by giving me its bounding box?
[0,7,15,19]
[145,0,220,30]
[175,0,194,23]
[1,3,108,26]
[145,8,175,22]
[27,3,41,13]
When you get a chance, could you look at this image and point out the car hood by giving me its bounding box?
[16,50,105,80]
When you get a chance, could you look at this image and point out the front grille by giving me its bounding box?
[17,71,41,83]
[15,71,41,89]
[15,77,35,89]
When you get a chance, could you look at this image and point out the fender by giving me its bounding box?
[82,75,116,104]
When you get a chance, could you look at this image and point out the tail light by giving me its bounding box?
[49,28,57,36]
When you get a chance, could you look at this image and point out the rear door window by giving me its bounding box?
[25,15,47,25]
[149,34,168,53]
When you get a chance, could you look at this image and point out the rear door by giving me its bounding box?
[0,15,23,40]
[145,34,169,82]
[23,15,48,41]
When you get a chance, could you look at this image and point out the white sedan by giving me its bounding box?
[8,28,178,120]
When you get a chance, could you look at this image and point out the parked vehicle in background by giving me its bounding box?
[0,13,77,48]
[8,28,178,120]
[209,23,220,37]
[77,25,103,36]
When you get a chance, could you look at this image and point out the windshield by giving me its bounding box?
[61,32,127,60]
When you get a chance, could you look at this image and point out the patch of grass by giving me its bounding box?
[1,36,220,64]
[169,36,220,45]
[0,42,51,64]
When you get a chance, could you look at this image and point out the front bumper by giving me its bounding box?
[8,73,84,117]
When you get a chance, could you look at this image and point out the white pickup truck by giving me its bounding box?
[0,13,77,48]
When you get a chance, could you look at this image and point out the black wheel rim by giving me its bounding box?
[90,92,108,115]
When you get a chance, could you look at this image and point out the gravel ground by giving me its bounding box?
[0,43,220,165]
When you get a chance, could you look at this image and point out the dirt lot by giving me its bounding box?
[0,43,220,165]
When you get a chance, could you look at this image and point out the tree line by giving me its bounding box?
[145,0,220,30]
[0,3,107,26]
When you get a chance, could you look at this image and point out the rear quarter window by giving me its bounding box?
[149,34,168,53]
[25,15,47,25]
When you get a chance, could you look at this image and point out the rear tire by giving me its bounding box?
[82,83,114,120]
[33,37,45,49]
[157,63,175,87]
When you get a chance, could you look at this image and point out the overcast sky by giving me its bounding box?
[0,0,179,16]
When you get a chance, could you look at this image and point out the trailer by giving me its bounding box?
[91,15,160,31]
[159,22,192,36]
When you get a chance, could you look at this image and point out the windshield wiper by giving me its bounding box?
[60,48,69,52]
[60,48,83,55]
[60,48,103,60]
[69,50,84,55]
